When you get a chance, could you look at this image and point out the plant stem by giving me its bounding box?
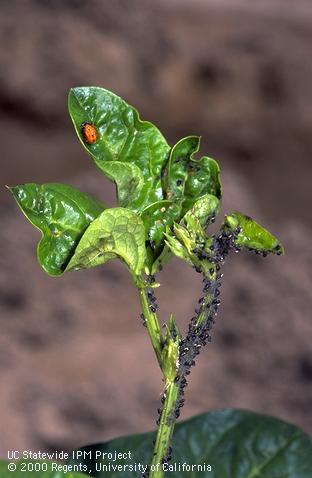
[149,380,180,478]
[138,288,163,368]
[138,284,180,477]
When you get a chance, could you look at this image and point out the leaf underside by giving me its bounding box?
[66,207,146,276]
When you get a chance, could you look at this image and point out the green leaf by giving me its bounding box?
[66,208,146,276]
[0,459,88,477]
[140,200,180,256]
[183,193,220,228]
[164,233,191,264]
[10,183,105,276]
[182,139,222,213]
[68,87,170,209]
[140,194,219,268]
[68,409,312,477]
[222,212,285,255]
[162,136,200,202]
[164,194,220,271]
[167,220,209,275]
[162,315,181,383]
[161,135,221,216]
[99,161,144,208]
[184,154,221,197]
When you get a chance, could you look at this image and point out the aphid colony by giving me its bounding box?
[140,276,159,327]
[169,231,238,426]
[143,224,277,471]
[141,229,237,470]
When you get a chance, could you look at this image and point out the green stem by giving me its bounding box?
[138,287,163,368]
[138,283,180,477]
[149,380,180,478]
[196,267,217,327]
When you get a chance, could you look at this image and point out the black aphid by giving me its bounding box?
[140,313,147,327]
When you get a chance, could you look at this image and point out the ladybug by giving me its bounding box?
[81,122,97,144]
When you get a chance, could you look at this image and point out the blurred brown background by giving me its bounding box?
[0,0,312,457]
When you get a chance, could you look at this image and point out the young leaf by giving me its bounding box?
[162,315,181,383]
[68,409,312,478]
[161,135,222,217]
[68,87,170,209]
[165,194,219,268]
[165,234,191,265]
[171,222,200,260]
[182,138,222,213]
[184,154,221,199]
[140,200,180,256]
[165,219,211,275]
[162,136,200,202]
[222,212,285,254]
[10,183,105,276]
[183,193,220,228]
[66,208,146,276]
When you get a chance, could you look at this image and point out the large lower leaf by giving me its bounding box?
[66,208,146,276]
[68,409,312,477]
[0,460,88,477]
[68,87,170,209]
[10,183,105,276]
[222,212,285,255]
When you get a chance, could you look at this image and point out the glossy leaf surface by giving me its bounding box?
[222,212,285,254]
[12,87,284,278]
[10,183,104,276]
[162,135,222,215]
[183,150,222,213]
[68,409,312,478]
[68,89,223,260]
[162,136,200,202]
[99,161,144,208]
[66,208,146,276]
[140,200,180,257]
[68,87,170,210]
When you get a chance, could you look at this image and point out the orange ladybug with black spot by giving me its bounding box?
[81,122,98,144]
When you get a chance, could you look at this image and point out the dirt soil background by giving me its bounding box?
[0,0,312,457]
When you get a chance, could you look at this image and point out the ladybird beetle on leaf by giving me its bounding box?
[81,122,97,144]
